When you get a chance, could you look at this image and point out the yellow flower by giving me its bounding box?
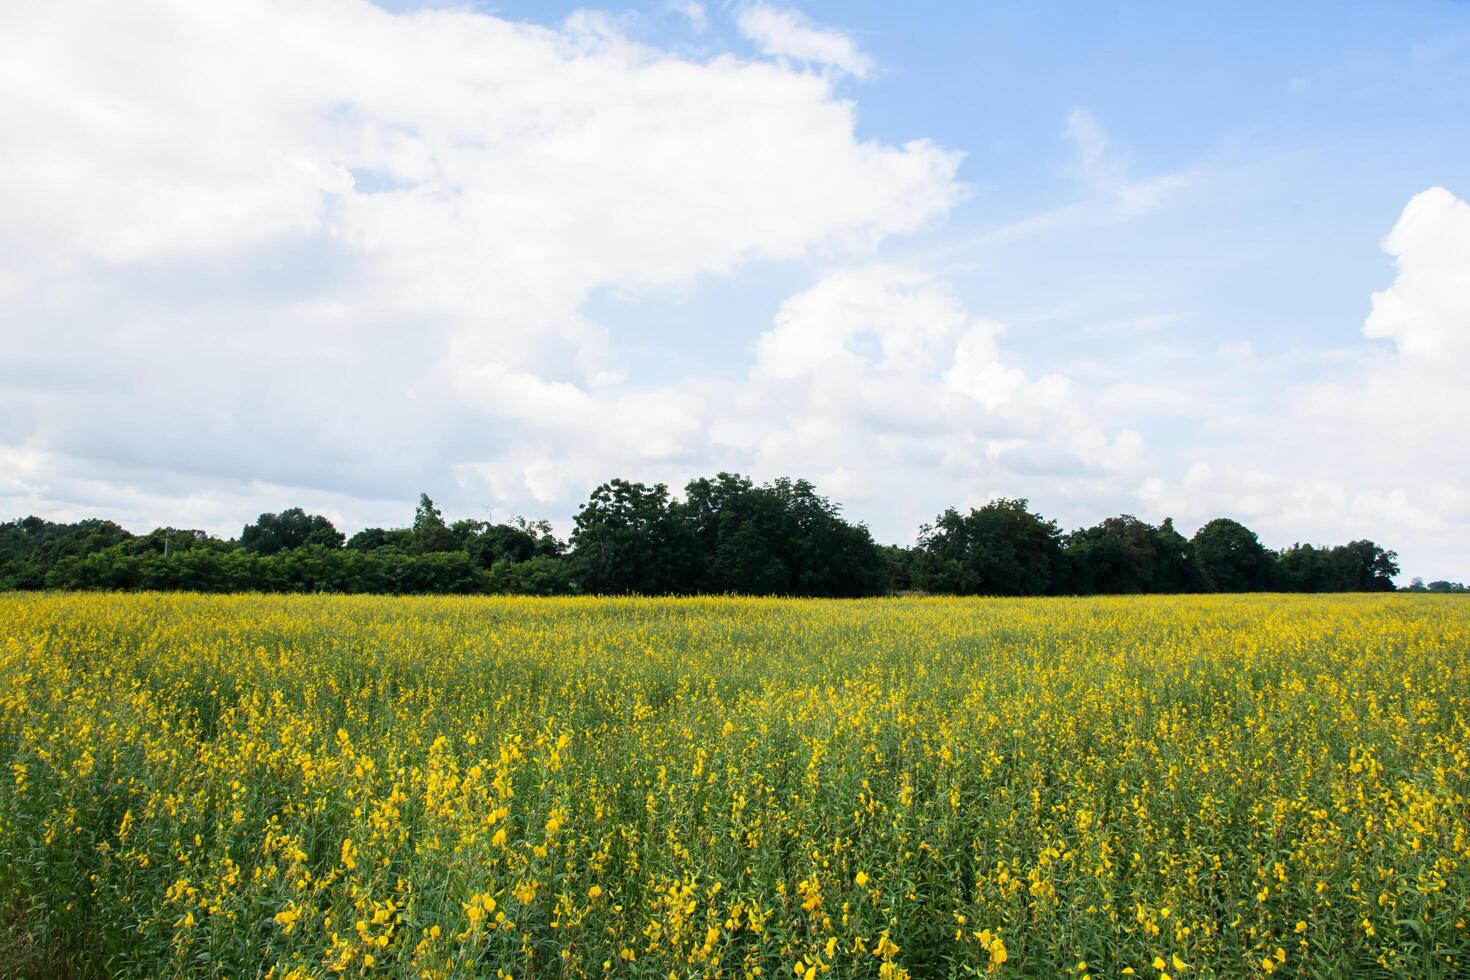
[855,871,870,887]
[274,905,301,933]
[588,885,602,898]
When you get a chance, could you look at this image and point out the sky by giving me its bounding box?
[1,0,1468,580]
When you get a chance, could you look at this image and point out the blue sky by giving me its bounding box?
[570,0,1469,362]
[2,0,1468,579]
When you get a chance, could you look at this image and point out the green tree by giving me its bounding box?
[1275,543,1336,591]
[683,473,789,594]
[882,545,917,593]
[409,494,458,554]
[1275,540,1398,592]
[0,516,134,589]
[679,473,888,597]
[487,555,575,595]
[568,480,696,595]
[1152,518,1203,593]
[240,508,344,555]
[769,477,888,597]
[912,498,1062,596]
[346,527,390,551]
[1063,515,1202,594]
[1330,540,1399,591]
[1192,518,1274,591]
[458,517,565,569]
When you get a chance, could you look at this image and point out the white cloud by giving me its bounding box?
[667,1,708,32]
[1363,186,1470,358]
[450,262,1145,546]
[737,4,872,78]
[1064,109,1191,214]
[0,0,960,535]
[944,325,1027,411]
[728,267,1140,535]
[752,268,1074,425]
[756,268,970,379]
[1122,186,1470,578]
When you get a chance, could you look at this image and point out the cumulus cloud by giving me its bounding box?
[1363,186,1470,358]
[756,268,972,379]
[1128,186,1470,577]
[752,268,1066,423]
[450,264,1125,538]
[0,0,959,534]
[723,267,1139,536]
[736,4,872,78]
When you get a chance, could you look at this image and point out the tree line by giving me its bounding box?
[1,474,1409,597]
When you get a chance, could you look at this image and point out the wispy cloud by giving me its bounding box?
[1065,109,1192,215]
[911,109,1198,271]
[667,0,707,33]
[736,4,871,78]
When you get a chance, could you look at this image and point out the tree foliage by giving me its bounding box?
[566,480,691,595]
[1,484,1419,597]
[911,499,1062,596]
[241,508,344,555]
[409,494,458,555]
[1276,540,1399,592]
[1060,515,1202,595]
[677,474,887,597]
[1192,518,1274,592]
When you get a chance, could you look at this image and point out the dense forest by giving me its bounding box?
[0,473,1432,597]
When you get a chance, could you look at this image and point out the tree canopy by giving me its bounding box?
[910,499,1062,596]
[569,479,696,595]
[1060,515,1202,595]
[241,508,344,555]
[1192,518,1274,592]
[0,480,1419,597]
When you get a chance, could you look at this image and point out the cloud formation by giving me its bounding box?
[1064,109,1192,215]
[736,4,873,78]
[0,0,957,532]
[1132,186,1470,576]
[1363,187,1470,359]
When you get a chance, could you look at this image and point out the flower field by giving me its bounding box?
[1,593,1467,978]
